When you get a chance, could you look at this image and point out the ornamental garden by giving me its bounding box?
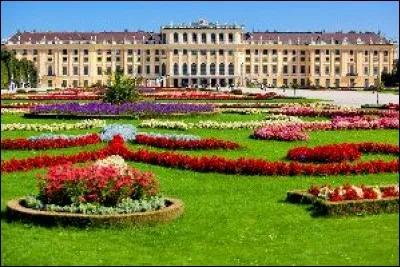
[1,73,399,266]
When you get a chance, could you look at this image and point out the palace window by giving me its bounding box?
[182,63,188,75]
[73,66,78,76]
[183,33,188,43]
[84,66,89,75]
[191,63,197,75]
[97,67,102,75]
[174,32,179,43]
[192,33,197,43]
[263,65,268,74]
[228,33,234,43]
[210,63,216,75]
[263,49,268,55]
[202,33,207,43]
[201,63,207,75]
[211,33,216,43]
[219,63,225,75]
[62,67,68,76]
[219,33,224,42]
[174,63,179,75]
[84,49,89,55]
[254,65,259,74]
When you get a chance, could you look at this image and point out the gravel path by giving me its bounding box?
[218,87,399,106]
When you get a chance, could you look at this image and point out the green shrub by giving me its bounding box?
[103,70,141,104]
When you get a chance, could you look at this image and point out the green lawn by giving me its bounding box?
[1,111,399,266]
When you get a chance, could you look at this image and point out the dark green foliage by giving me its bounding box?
[1,49,38,88]
[103,70,141,104]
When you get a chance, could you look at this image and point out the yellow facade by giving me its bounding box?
[3,20,397,89]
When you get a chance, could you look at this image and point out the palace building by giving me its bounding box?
[2,19,397,88]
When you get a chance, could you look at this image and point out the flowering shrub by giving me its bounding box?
[308,184,399,201]
[1,133,101,150]
[287,143,362,163]
[1,119,106,132]
[32,102,215,115]
[36,155,159,206]
[2,136,398,177]
[100,124,137,142]
[135,134,241,150]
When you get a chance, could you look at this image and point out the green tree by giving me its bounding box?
[103,69,141,104]
[1,60,9,88]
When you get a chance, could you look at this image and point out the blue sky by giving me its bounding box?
[1,1,399,42]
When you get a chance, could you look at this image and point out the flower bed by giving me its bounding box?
[32,102,215,115]
[270,107,399,118]
[142,92,284,100]
[1,133,101,150]
[2,135,398,177]
[286,184,399,216]
[287,142,399,163]
[140,115,303,130]
[1,108,30,114]
[332,116,399,129]
[253,116,399,141]
[134,134,241,150]
[1,119,106,132]
[6,155,183,226]
[215,102,340,109]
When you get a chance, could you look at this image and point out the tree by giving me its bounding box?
[1,61,9,88]
[1,48,38,88]
[103,69,141,104]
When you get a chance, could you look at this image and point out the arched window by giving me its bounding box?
[161,63,166,76]
[183,32,188,43]
[182,63,188,75]
[174,63,179,75]
[219,63,225,75]
[229,63,234,75]
[191,63,197,75]
[211,33,216,43]
[228,33,234,43]
[192,33,198,43]
[201,63,207,75]
[47,66,53,76]
[173,32,179,43]
[202,33,207,43]
[219,33,224,43]
[210,63,216,75]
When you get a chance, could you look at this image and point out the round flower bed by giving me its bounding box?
[6,155,183,227]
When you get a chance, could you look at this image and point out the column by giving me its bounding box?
[206,50,211,75]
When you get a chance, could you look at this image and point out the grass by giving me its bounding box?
[1,111,399,266]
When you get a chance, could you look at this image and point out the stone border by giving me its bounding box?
[24,112,218,120]
[286,190,399,216]
[7,198,184,227]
